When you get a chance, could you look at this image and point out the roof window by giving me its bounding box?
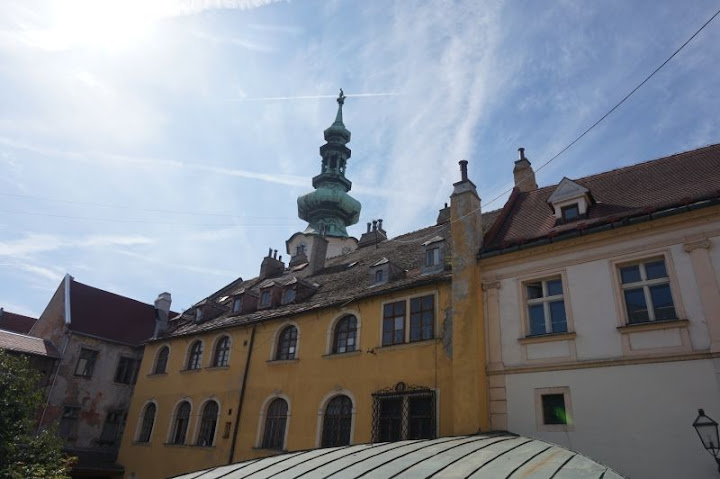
[547,177,592,223]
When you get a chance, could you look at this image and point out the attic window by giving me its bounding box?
[260,290,271,307]
[195,309,203,322]
[282,288,296,305]
[421,236,446,274]
[425,247,440,267]
[561,204,580,222]
[375,269,385,283]
[232,297,243,313]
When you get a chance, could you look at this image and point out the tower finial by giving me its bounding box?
[337,88,345,105]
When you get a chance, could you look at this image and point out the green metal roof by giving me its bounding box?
[169,433,626,479]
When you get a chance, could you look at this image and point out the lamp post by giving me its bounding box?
[693,409,720,473]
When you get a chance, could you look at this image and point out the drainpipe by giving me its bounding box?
[228,324,256,464]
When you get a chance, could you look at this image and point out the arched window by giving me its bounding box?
[262,398,288,450]
[322,395,353,447]
[212,336,231,367]
[276,326,298,360]
[187,341,203,370]
[332,315,357,354]
[196,401,219,446]
[154,346,169,374]
[170,401,191,444]
[137,403,156,443]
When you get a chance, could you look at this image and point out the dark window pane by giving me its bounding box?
[322,395,352,447]
[650,284,677,321]
[276,326,297,360]
[75,349,98,377]
[172,402,191,444]
[232,297,242,313]
[187,341,203,369]
[408,396,434,439]
[620,265,641,284]
[542,394,567,425]
[197,402,219,446]
[154,347,169,374]
[624,289,649,323]
[527,282,543,299]
[546,279,563,297]
[562,204,579,221]
[645,260,668,280]
[333,315,357,353]
[138,403,156,443]
[383,301,405,345]
[528,304,546,335]
[378,398,402,442]
[213,337,231,366]
[262,399,288,450]
[410,296,434,342]
[549,301,567,333]
[99,410,126,445]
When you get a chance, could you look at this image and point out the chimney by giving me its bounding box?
[308,235,328,275]
[357,218,388,248]
[449,159,487,434]
[153,292,172,337]
[513,147,538,193]
[260,247,286,279]
[436,202,450,225]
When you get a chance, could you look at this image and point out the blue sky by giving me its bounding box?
[0,0,718,316]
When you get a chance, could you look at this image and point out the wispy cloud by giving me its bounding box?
[0,233,154,257]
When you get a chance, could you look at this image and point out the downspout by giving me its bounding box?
[228,324,256,464]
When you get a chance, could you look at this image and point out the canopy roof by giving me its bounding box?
[170,433,625,479]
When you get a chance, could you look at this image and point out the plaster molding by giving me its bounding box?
[481,281,501,291]
[683,239,711,252]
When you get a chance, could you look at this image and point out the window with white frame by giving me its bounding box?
[619,258,677,324]
[137,403,156,443]
[535,386,573,432]
[525,277,567,336]
[425,247,440,267]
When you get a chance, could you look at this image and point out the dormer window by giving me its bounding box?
[425,247,440,267]
[195,309,203,322]
[296,244,306,256]
[421,236,446,274]
[375,269,385,283]
[260,290,272,307]
[232,297,243,313]
[282,288,296,305]
[561,204,580,222]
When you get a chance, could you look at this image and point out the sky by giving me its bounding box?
[0,0,719,316]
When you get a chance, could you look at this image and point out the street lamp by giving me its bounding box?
[693,409,720,473]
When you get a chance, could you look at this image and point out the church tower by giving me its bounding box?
[287,90,361,266]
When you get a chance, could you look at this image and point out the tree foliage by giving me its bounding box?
[0,349,73,479]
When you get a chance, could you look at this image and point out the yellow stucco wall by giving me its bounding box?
[118,282,471,479]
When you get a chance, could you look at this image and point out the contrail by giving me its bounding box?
[226,92,401,102]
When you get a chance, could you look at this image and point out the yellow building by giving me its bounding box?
[118,94,492,478]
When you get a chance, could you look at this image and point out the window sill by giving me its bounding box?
[617,319,688,334]
[266,359,299,365]
[375,338,437,353]
[322,350,362,359]
[519,332,576,345]
[132,441,151,446]
[147,372,168,377]
[205,365,230,370]
[179,368,202,374]
[163,442,189,447]
[252,447,287,454]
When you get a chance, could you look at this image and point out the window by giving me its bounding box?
[137,403,156,443]
[195,308,203,322]
[276,326,298,360]
[619,258,677,324]
[154,346,169,374]
[59,406,80,439]
[561,204,580,222]
[410,296,434,342]
[262,398,288,450]
[372,385,436,442]
[425,247,440,267]
[74,348,98,377]
[114,356,138,384]
[382,301,405,346]
[375,269,384,284]
[232,297,242,313]
[321,395,352,447]
[383,295,435,346]
[525,278,567,335]
[260,290,272,307]
[282,288,296,305]
[196,401,219,446]
[187,341,203,370]
[99,409,126,445]
[541,394,567,425]
[213,336,231,367]
[332,315,357,354]
[170,401,191,444]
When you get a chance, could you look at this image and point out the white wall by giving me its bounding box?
[505,360,720,479]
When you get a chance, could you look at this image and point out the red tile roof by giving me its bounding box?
[69,280,159,346]
[0,309,37,334]
[483,143,720,253]
[0,329,60,358]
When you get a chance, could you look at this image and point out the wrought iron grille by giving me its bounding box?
[371,382,436,442]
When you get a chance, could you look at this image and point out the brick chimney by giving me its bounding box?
[513,147,538,193]
[357,219,388,248]
[153,292,172,337]
[449,159,487,435]
[260,248,285,279]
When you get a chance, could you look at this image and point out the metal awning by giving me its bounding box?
[170,433,626,479]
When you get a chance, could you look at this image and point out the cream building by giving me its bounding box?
[482,144,720,478]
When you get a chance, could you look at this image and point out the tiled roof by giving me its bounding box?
[164,210,500,338]
[0,329,60,358]
[484,143,720,253]
[69,280,160,346]
[0,309,36,334]
[170,434,625,479]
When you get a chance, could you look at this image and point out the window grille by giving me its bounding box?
[372,383,436,442]
[154,346,169,374]
[276,326,298,360]
[333,315,357,354]
[187,341,203,370]
[137,403,156,443]
[262,398,288,450]
[171,402,191,444]
[213,336,231,367]
[196,401,219,446]
[321,395,353,447]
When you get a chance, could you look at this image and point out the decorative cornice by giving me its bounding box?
[683,239,711,252]
[482,281,501,291]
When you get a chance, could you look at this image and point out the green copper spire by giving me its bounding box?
[297,89,361,237]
